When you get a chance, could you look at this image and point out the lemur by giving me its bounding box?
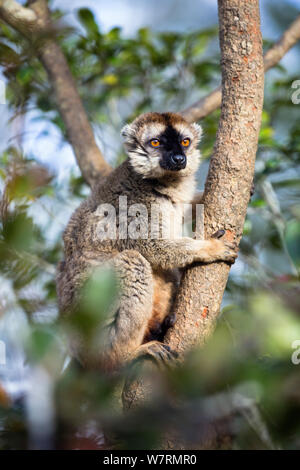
[56,112,237,371]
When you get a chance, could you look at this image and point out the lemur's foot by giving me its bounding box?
[123,342,179,410]
[123,342,177,410]
[134,341,178,369]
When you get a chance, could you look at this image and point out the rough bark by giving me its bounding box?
[0,0,38,34]
[181,14,300,123]
[0,0,111,186]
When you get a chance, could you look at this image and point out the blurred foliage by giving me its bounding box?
[0,2,299,450]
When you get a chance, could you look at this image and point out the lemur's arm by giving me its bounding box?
[135,236,237,271]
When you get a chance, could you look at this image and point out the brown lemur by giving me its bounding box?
[56,112,237,371]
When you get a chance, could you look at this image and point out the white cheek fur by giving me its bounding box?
[128,147,201,179]
[128,149,165,179]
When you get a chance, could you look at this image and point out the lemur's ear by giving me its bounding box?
[192,122,203,141]
[121,124,134,139]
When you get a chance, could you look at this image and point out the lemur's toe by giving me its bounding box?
[135,341,178,368]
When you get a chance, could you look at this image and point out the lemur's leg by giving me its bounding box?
[97,250,153,370]
[86,250,177,371]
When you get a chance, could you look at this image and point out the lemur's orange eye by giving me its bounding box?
[150,139,160,147]
[181,138,190,147]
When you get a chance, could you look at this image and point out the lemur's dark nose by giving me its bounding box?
[171,154,186,169]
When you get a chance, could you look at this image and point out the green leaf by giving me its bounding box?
[2,212,36,252]
[77,8,99,36]
[0,43,20,66]
[27,326,58,362]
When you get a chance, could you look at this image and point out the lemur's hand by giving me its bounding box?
[209,229,238,264]
[204,238,238,264]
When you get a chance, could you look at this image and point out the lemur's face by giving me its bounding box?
[121,112,202,179]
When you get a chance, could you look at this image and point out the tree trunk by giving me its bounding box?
[165,0,264,353]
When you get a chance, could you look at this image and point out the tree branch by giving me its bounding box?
[263,14,300,70]
[181,14,300,123]
[0,0,38,35]
[0,0,111,186]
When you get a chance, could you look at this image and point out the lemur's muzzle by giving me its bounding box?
[170,154,186,170]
